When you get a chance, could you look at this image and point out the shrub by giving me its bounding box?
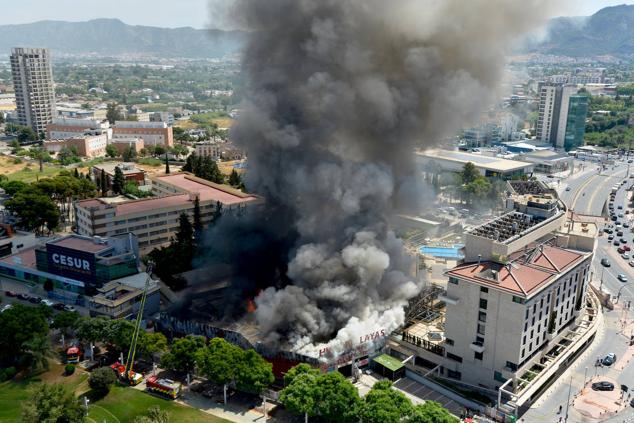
[13,158,22,164]
[89,367,117,395]
[65,364,75,376]
[0,366,17,381]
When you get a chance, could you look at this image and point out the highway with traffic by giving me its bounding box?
[524,160,634,422]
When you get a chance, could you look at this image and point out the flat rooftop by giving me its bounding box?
[48,235,110,254]
[417,149,534,173]
[447,244,586,297]
[0,247,37,268]
[94,162,143,175]
[468,212,545,243]
[153,173,259,205]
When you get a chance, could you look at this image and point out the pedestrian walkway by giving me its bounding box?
[573,376,625,420]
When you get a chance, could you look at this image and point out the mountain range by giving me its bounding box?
[3,6,634,59]
[0,18,244,59]
[533,4,634,57]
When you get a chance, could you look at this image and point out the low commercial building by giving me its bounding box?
[43,134,108,158]
[108,138,145,155]
[47,117,112,140]
[195,141,221,159]
[113,121,173,147]
[516,150,574,174]
[88,272,159,319]
[75,172,261,251]
[0,224,37,258]
[92,163,146,188]
[0,233,140,295]
[416,149,535,179]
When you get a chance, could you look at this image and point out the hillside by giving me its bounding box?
[0,18,245,59]
[535,5,634,57]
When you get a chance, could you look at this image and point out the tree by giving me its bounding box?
[17,126,38,143]
[20,383,85,423]
[22,335,53,372]
[280,365,321,423]
[104,319,136,352]
[461,162,480,185]
[165,152,170,174]
[1,180,28,196]
[196,338,243,404]
[228,169,242,188]
[112,166,125,195]
[312,372,361,423]
[76,317,110,346]
[122,146,137,162]
[153,145,166,156]
[176,213,194,250]
[100,170,107,197]
[4,190,60,234]
[161,335,206,374]
[360,380,413,423]
[133,406,170,423]
[405,401,459,423]
[182,153,197,173]
[193,195,202,239]
[89,366,117,396]
[235,349,274,394]
[199,156,224,183]
[52,312,81,337]
[106,102,123,124]
[106,144,118,158]
[137,332,168,361]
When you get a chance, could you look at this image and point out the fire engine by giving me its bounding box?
[66,346,81,363]
[109,361,143,386]
[146,375,182,399]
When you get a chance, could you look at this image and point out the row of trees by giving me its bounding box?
[1,170,98,234]
[280,364,457,423]
[431,162,508,209]
[182,152,224,184]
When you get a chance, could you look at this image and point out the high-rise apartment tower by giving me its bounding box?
[10,47,56,135]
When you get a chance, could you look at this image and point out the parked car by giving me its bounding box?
[625,223,631,228]
[41,299,54,307]
[63,305,76,312]
[601,258,611,267]
[16,293,30,301]
[28,296,42,304]
[621,238,628,244]
[622,253,630,260]
[614,240,621,246]
[619,205,624,210]
[0,304,12,313]
[4,291,17,297]
[592,381,615,391]
[602,353,617,366]
[608,235,615,240]
[618,274,628,283]
[618,247,625,254]
[52,303,66,311]
[625,245,631,251]
[618,231,624,237]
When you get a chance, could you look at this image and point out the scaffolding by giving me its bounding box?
[405,284,446,324]
[469,212,543,242]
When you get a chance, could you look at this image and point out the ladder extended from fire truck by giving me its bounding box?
[117,264,153,385]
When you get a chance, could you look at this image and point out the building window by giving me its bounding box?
[446,353,463,363]
[449,277,459,285]
[474,351,483,361]
[476,336,484,344]
[447,369,462,380]
[480,287,489,293]
[505,361,518,372]
[445,338,454,346]
[477,324,486,336]
[494,371,508,383]
[479,299,488,310]
[478,312,487,323]
[512,296,525,304]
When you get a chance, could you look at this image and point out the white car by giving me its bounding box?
[0,304,12,313]
[41,299,54,307]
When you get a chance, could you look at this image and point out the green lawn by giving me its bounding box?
[0,375,230,423]
[4,164,65,183]
[89,386,231,423]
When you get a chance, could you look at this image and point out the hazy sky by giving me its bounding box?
[0,0,631,29]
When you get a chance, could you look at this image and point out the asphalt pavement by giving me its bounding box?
[523,160,634,422]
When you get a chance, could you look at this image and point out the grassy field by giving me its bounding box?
[87,386,231,423]
[0,155,66,183]
[0,361,229,423]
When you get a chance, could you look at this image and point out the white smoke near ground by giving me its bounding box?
[214,0,558,356]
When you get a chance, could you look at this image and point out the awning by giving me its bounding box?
[372,354,404,372]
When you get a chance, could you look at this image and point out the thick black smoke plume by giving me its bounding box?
[208,0,554,356]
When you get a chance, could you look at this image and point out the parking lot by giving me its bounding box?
[393,377,466,417]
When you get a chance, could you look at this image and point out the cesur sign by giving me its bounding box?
[52,253,90,271]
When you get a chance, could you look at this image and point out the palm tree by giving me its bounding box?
[22,336,53,372]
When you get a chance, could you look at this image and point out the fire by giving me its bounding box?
[246,298,257,313]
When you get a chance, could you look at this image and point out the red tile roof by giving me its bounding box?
[447,245,586,297]
[153,173,259,205]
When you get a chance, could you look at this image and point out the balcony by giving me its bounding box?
[469,341,485,353]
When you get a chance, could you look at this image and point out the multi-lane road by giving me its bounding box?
[524,161,634,422]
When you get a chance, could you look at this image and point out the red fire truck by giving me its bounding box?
[66,346,81,363]
[109,361,143,386]
[146,375,182,399]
